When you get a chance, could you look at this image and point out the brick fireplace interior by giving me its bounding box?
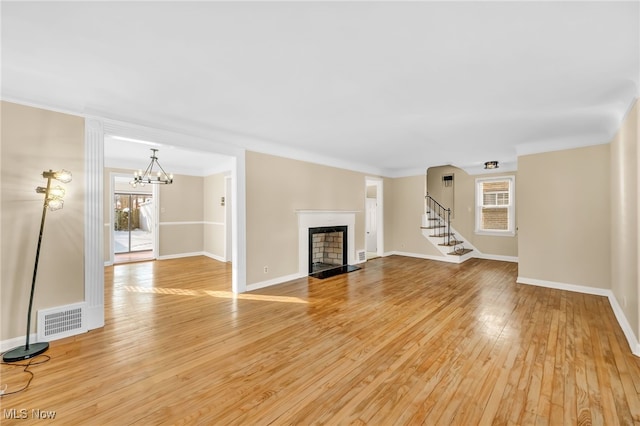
[308,226,348,275]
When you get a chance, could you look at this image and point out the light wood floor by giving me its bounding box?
[2,255,640,425]
[114,249,154,264]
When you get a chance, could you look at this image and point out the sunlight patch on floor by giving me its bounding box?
[122,286,200,296]
[121,286,308,303]
[205,290,308,304]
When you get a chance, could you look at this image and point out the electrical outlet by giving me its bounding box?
[264,266,268,274]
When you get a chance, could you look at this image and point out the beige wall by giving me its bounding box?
[611,100,639,337]
[204,173,227,259]
[158,174,204,256]
[159,175,204,223]
[385,175,441,257]
[159,224,204,256]
[1,102,85,340]
[427,165,518,257]
[518,144,611,288]
[245,151,367,284]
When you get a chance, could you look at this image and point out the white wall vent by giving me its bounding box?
[37,302,87,342]
[357,250,366,262]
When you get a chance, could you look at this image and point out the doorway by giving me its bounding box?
[365,178,383,260]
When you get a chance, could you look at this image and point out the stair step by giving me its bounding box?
[420,225,446,230]
[438,240,463,247]
[447,248,473,256]
[430,233,452,238]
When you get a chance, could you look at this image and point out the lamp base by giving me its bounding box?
[2,342,49,362]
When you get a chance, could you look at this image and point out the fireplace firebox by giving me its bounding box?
[308,226,348,275]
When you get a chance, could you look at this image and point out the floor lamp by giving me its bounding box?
[3,169,72,362]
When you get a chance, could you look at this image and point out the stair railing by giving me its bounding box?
[425,193,451,246]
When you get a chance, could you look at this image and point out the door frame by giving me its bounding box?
[365,177,384,258]
[84,117,247,332]
[224,175,233,262]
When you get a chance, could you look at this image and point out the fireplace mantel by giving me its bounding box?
[296,210,357,277]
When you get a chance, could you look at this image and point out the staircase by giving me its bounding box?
[420,194,475,263]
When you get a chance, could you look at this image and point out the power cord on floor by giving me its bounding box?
[0,354,51,396]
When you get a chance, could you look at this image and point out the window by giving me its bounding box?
[475,176,515,236]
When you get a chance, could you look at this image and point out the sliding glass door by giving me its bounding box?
[114,193,153,254]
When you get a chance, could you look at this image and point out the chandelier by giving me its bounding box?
[130,148,173,187]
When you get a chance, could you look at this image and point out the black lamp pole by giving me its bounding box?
[3,172,56,362]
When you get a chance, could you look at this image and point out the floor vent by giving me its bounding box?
[37,303,87,342]
[357,250,366,262]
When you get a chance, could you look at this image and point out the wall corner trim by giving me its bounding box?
[157,251,207,261]
[517,276,640,357]
[607,292,640,357]
[203,252,226,263]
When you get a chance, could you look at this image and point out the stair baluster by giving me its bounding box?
[425,193,451,246]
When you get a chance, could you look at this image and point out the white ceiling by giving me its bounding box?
[103,135,234,177]
[2,1,638,177]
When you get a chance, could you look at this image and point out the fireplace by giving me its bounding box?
[309,226,348,275]
[296,210,360,279]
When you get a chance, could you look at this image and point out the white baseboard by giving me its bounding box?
[385,250,471,264]
[516,276,610,297]
[1,334,37,353]
[517,276,640,357]
[203,252,227,263]
[475,253,518,263]
[157,251,206,260]
[246,273,303,292]
[607,293,640,357]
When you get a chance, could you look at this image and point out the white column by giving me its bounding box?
[84,119,104,330]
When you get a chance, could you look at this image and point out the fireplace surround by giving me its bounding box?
[296,210,358,278]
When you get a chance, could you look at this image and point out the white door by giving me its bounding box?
[366,198,377,252]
